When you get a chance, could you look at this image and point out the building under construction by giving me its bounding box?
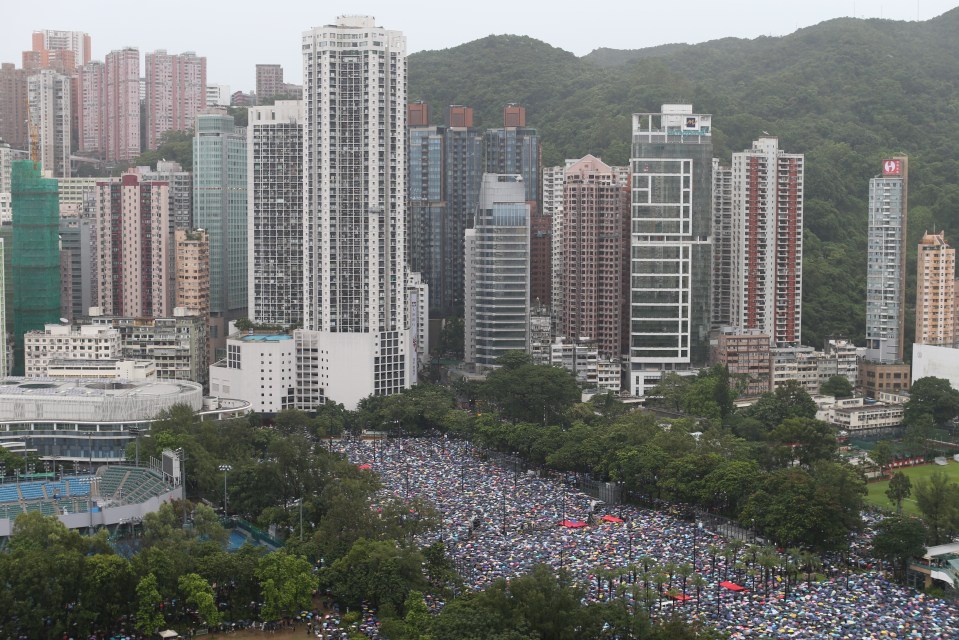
[11,160,60,374]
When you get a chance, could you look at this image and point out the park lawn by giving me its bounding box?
[866,461,959,516]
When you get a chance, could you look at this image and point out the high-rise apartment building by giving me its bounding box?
[407,102,446,314]
[206,84,230,107]
[865,156,908,363]
[145,51,207,150]
[560,155,629,359]
[628,104,713,396]
[30,30,91,69]
[193,111,247,359]
[59,216,95,321]
[255,64,284,101]
[247,100,303,327]
[300,16,414,409]
[915,231,956,347]
[443,106,483,316]
[484,105,549,305]
[27,70,71,178]
[0,64,29,150]
[139,161,192,230]
[464,174,530,368]
[544,163,567,328]
[175,229,210,318]
[11,161,61,375]
[715,137,804,346]
[0,141,12,223]
[77,61,103,155]
[94,172,172,317]
[102,48,141,163]
[711,158,733,328]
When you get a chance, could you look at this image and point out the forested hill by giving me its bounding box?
[408,8,959,352]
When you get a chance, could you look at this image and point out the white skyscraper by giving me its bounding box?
[27,70,71,177]
[298,16,413,409]
[247,100,303,327]
[866,157,908,364]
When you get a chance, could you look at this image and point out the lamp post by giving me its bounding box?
[693,520,703,570]
[219,464,232,517]
[130,427,142,467]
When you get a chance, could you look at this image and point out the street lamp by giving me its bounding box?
[693,520,703,570]
[219,464,232,517]
[129,427,143,467]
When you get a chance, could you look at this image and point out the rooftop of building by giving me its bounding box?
[238,334,292,342]
[0,377,200,400]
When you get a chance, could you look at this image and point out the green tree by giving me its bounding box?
[871,441,894,477]
[256,549,316,621]
[886,471,913,515]
[820,375,853,398]
[906,377,959,427]
[483,352,580,424]
[135,573,166,635]
[767,418,838,467]
[179,573,222,627]
[914,471,959,544]
[403,590,433,639]
[323,538,426,611]
[872,516,927,582]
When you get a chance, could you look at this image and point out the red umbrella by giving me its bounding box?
[600,515,624,523]
[558,520,588,528]
[357,464,372,470]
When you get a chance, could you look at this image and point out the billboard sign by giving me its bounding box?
[882,159,902,176]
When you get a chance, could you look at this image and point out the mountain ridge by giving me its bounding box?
[408,9,959,352]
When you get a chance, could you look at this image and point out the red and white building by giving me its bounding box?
[716,137,804,347]
[144,51,207,150]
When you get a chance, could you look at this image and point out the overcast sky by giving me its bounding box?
[3,0,957,90]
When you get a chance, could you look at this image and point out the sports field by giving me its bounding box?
[866,460,959,515]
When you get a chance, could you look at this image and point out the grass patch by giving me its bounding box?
[866,461,959,515]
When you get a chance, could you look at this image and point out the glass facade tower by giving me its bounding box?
[628,105,713,396]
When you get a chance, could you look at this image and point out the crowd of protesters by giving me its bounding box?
[342,436,959,639]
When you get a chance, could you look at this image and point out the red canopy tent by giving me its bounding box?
[719,581,747,592]
[558,520,588,528]
[600,515,624,523]
[668,593,692,601]
[357,464,372,470]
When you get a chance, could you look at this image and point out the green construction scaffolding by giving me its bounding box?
[11,161,60,375]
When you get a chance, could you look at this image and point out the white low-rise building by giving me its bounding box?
[46,359,156,380]
[822,397,904,434]
[912,343,959,391]
[24,324,122,377]
[209,333,296,414]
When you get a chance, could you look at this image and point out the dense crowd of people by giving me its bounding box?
[342,436,959,639]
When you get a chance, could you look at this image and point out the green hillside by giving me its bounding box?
[408,9,959,351]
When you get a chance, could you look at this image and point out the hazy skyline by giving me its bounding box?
[3,0,957,90]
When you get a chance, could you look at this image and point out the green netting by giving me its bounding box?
[11,161,60,375]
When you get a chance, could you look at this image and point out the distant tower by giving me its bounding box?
[175,228,210,318]
[716,137,804,346]
[145,50,207,150]
[255,64,284,101]
[27,70,72,177]
[865,156,908,363]
[561,155,629,359]
[915,230,955,347]
[444,105,483,316]
[11,161,60,375]
[102,48,141,163]
[193,111,247,360]
[628,105,713,396]
[94,172,172,317]
[485,105,548,306]
[247,100,303,327]
[465,174,530,368]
